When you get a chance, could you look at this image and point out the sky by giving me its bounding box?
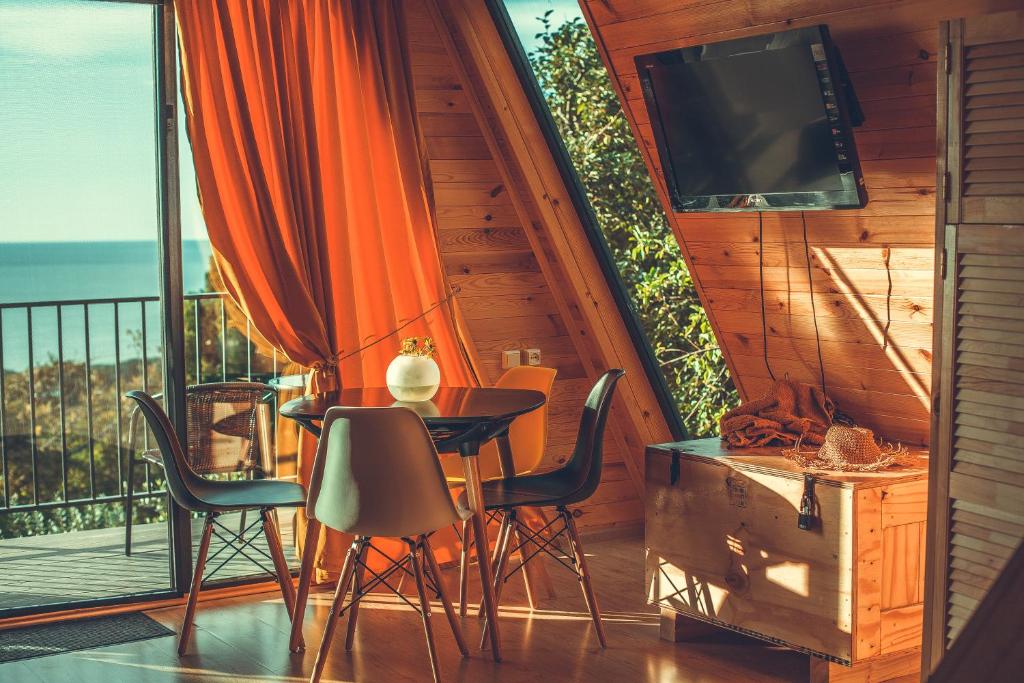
[0,0,579,245]
[504,0,582,52]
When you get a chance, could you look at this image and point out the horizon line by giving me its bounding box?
[0,238,212,244]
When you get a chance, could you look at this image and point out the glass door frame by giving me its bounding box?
[154,0,193,600]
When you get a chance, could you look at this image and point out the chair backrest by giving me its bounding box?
[184,382,273,475]
[560,369,625,502]
[496,365,558,474]
[124,390,213,512]
[309,406,463,538]
[441,365,558,481]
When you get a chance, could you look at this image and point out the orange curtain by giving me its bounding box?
[175,0,476,579]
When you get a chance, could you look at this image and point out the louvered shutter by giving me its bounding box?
[924,9,1024,675]
[943,224,1024,647]
[961,23,1024,223]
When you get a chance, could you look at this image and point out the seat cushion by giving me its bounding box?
[457,468,585,510]
[191,477,306,510]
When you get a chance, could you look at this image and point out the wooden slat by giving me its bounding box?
[951,556,1000,581]
[882,522,926,609]
[951,520,1023,549]
[953,449,1024,475]
[950,472,1024,518]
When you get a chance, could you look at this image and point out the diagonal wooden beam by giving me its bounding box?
[427,0,676,499]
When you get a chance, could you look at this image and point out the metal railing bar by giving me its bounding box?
[0,489,166,514]
[56,304,69,503]
[245,318,252,378]
[0,291,224,311]
[113,303,124,498]
[83,304,96,500]
[193,297,201,385]
[0,309,8,507]
[219,297,227,382]
[141,300,153,496]
[27,307,39,507]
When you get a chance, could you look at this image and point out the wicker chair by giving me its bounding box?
[123,382,275,555]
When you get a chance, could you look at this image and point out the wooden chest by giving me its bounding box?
[646,439,929,680]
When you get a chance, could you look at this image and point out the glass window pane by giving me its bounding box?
[0,0,174,614]
[501,1,739,436]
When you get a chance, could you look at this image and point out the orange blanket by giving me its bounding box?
[720,379,835,448]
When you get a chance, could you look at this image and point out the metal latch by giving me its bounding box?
[670,448,680,486]
[798,474,819,531]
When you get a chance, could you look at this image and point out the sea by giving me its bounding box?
[0,240,214,369]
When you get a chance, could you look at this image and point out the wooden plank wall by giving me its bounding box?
[405,0,642,529]
[580,0,1023,446]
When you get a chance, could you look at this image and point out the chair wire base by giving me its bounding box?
[310,534,468,683]
[480,506,608,649]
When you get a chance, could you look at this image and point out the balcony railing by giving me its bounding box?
[0,292,284,522]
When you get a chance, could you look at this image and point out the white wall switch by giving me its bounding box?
[502,349,522,369]
[525,348,541,366]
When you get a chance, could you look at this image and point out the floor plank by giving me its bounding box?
[2,533,808,682]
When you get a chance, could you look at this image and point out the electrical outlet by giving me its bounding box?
[525,348,541,366]
[501,349,521,369]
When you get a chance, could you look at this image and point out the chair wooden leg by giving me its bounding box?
[179,513,215,656]
[458,518,472,617]
[480,511,515,650]
[289,517,320,653]
[563,508,607,648]
[344,538,369,652]
[477,512,511,619]
[261,507,296,617]
[408,538,442,683]
[310,539,360,683]
[421,534,469,657]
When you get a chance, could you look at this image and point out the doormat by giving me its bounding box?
[0,611,174,663]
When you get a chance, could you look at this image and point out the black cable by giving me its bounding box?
[801,212,827,394]
[758,211,776,381]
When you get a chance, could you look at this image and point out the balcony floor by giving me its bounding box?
[0,511,296,614]
[0,531,810,682]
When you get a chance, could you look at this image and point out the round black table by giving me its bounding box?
[279,386,546,661]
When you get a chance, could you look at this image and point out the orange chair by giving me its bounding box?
[441,365,557,614]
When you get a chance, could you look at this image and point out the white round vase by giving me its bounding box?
[386,354,440,402]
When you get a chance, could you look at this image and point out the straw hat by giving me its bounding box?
[784,425,914,472]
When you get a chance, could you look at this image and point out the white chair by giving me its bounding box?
[307,406,471,683]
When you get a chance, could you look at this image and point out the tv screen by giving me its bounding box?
[636,25,867,212]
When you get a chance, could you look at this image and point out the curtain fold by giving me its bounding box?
[175,0,476,579]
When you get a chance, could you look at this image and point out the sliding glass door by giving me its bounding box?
[0,0,182,616]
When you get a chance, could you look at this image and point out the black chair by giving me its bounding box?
[124,383,276,555]
[464,369,624,648]
[125,390,306,655]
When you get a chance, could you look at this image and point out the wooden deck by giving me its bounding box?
[0,511,297,614]
[0,533,811,682]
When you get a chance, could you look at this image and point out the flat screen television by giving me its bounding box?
[635,25,867,212]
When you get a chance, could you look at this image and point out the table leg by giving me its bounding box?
[462,446,502,662]
[288,517,320,653]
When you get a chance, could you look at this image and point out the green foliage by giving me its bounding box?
[527,13,738,436]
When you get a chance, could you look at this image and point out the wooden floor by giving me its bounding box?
[0,511,297,613]
[1,532,810,682]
